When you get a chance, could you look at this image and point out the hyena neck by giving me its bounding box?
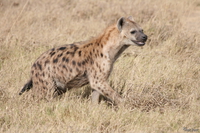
[98,24,129,62]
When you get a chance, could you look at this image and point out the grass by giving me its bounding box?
[0,0,200,132]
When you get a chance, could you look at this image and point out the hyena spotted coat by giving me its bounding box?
[19,16,147,105]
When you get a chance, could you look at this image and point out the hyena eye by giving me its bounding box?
[130,30,136,34]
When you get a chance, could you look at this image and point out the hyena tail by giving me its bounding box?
[19,79,33,95]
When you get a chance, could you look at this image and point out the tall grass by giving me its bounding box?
[0,0,200,132]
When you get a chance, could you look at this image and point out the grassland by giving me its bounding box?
[0,0,200,132]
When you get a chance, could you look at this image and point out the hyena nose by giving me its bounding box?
[142,35,147,41]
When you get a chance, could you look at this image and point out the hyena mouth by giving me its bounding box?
[131,40,146,46]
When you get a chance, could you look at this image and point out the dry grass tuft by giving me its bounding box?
[0,0,200,132]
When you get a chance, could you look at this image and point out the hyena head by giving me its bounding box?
[117,16,148,46]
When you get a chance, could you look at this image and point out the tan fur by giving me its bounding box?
[19,16,147,105]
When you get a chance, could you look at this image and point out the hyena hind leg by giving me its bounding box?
[52,80,71,98]
[53,86,68,98]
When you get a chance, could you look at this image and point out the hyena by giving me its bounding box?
[19,16,147,105]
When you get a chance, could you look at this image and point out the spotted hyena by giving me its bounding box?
[19,16,147,105]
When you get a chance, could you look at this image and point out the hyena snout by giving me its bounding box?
[138,34,147,42]
[133,33,148,46]
[142,34,148,42]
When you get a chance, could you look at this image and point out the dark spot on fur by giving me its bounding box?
[74,46,78,52]
[86,44,90,48]
[90,59,94,65]
[39,78,43,83]
[72,52,75,57]
[66,51,75,57]
[33,63,36,68]
[35,73,38,77]
[82,61,85,65]
[57,53,63,58]
[53,58,58,63]
[51,48,55,51]
[69,44,78,53]
[104,93,109,96]
[62,65,68,72]
[94,71,97,76]
[90,51,92,56]
[31,70,34,74]
[37,63,42,70]
[78,62,81,67]
[69,68,72,72]
[83,71,87,77]
[72,60,76,66]
[62,57,66,62]
[83,43,93,48]
[62,65,66,69]
[50,51,56,57]
[42,72,45,77]
[78,51,82,57]
[96,62,99,68]
[100,53,103,57]
[58,47,66,50]
[42,56,46,59]
[65,58,69,63]
[84,59,88,64]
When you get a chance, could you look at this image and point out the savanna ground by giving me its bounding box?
[0,0,200,132]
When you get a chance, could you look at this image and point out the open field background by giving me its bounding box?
[0,0,200,132]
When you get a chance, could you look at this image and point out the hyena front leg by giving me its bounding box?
[91,90,101,104]
[90,79,123,105]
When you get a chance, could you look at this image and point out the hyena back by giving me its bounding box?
[19,16,147,105]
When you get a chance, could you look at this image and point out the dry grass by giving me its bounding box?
[0,0,200,132]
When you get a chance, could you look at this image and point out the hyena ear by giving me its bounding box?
[127,16,134,21]
[117,17,125,32]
